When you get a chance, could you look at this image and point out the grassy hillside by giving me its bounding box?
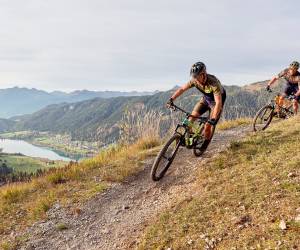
[138,116,300,249]
[0,135,161,248]
[1,115,297,248]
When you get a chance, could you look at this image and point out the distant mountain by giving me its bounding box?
[242,78,284,92]
[0,118,16,132]
[0,87,157,118]
[10,79,287,145]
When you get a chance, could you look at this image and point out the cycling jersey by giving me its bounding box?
[278,68,300,84]
[278,68,300,101]
[188,74,226,122]
[187,74,225,102]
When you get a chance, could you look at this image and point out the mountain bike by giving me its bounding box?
[150,103,212,181]
[252,90,295,132]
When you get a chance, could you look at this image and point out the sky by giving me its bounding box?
[0,0,299,92]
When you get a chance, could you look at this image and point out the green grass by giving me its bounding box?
[138,116,300,249]
[0,131,32,139]
[56,223,68,231]
[31,136,92,155]
[0,154,65,173]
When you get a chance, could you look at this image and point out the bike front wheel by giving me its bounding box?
[282,104,294,119]
[253,105,274,132]
[150,133,182,181]
[193,125,215,157]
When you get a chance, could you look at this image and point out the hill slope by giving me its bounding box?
[139,116,300,249]
[11,79,286,144]
[16,120,251,249]
[12,116,300,249]
[0,119,16,132]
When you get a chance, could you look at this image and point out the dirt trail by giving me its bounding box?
[21,126,250,250]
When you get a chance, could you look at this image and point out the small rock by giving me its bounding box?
[53,203,61,210]
[287,172,296,178]
[102,228,110,234]
[279,219,287,230]
[187,239,194,245]
[200,234,206,239]
[93,176,102,182]
[122,205,130,210]
[115,210,121,215]
[295,214,300,222]
[240,205,246,211]
[296,207,300,213]
[72,207,82,216]
[235,215,252,225]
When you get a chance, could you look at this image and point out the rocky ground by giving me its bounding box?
[20,126,250,250]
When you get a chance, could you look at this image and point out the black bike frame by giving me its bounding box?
[170,103,209,145]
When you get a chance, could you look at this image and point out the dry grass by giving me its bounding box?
[0,108,162,247]
[118,105,162,145]
[0,138,159,245]
[138,116,300,249]
[217,117,252,131]
[0,137,159,247]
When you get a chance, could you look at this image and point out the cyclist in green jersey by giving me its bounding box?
[167,62,226,150]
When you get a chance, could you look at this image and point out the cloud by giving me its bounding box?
[0,0,299,91]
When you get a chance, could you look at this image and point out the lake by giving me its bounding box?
[0,139,75,161]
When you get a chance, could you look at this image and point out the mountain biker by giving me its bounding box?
[266,61,300,114]
[167,62,226,151]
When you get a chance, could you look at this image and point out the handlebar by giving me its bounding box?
[266,88,295,100]
[168,103,209,122]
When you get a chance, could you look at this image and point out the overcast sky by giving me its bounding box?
[0,0,299,92]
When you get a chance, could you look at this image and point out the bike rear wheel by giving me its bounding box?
[151,133,182,181]
[253,105,274,132]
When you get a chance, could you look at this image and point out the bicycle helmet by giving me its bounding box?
[290,61,299,69]
[190,62,206,77]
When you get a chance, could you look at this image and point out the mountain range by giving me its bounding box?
[1,78,284,146]
[0,87,157,118]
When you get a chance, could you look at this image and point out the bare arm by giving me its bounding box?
[267,76,279,87]
[170,83,190,101]
[295,83,300,97]
[210,94,222,119]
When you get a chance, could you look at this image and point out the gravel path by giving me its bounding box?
[21,126,250,250]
